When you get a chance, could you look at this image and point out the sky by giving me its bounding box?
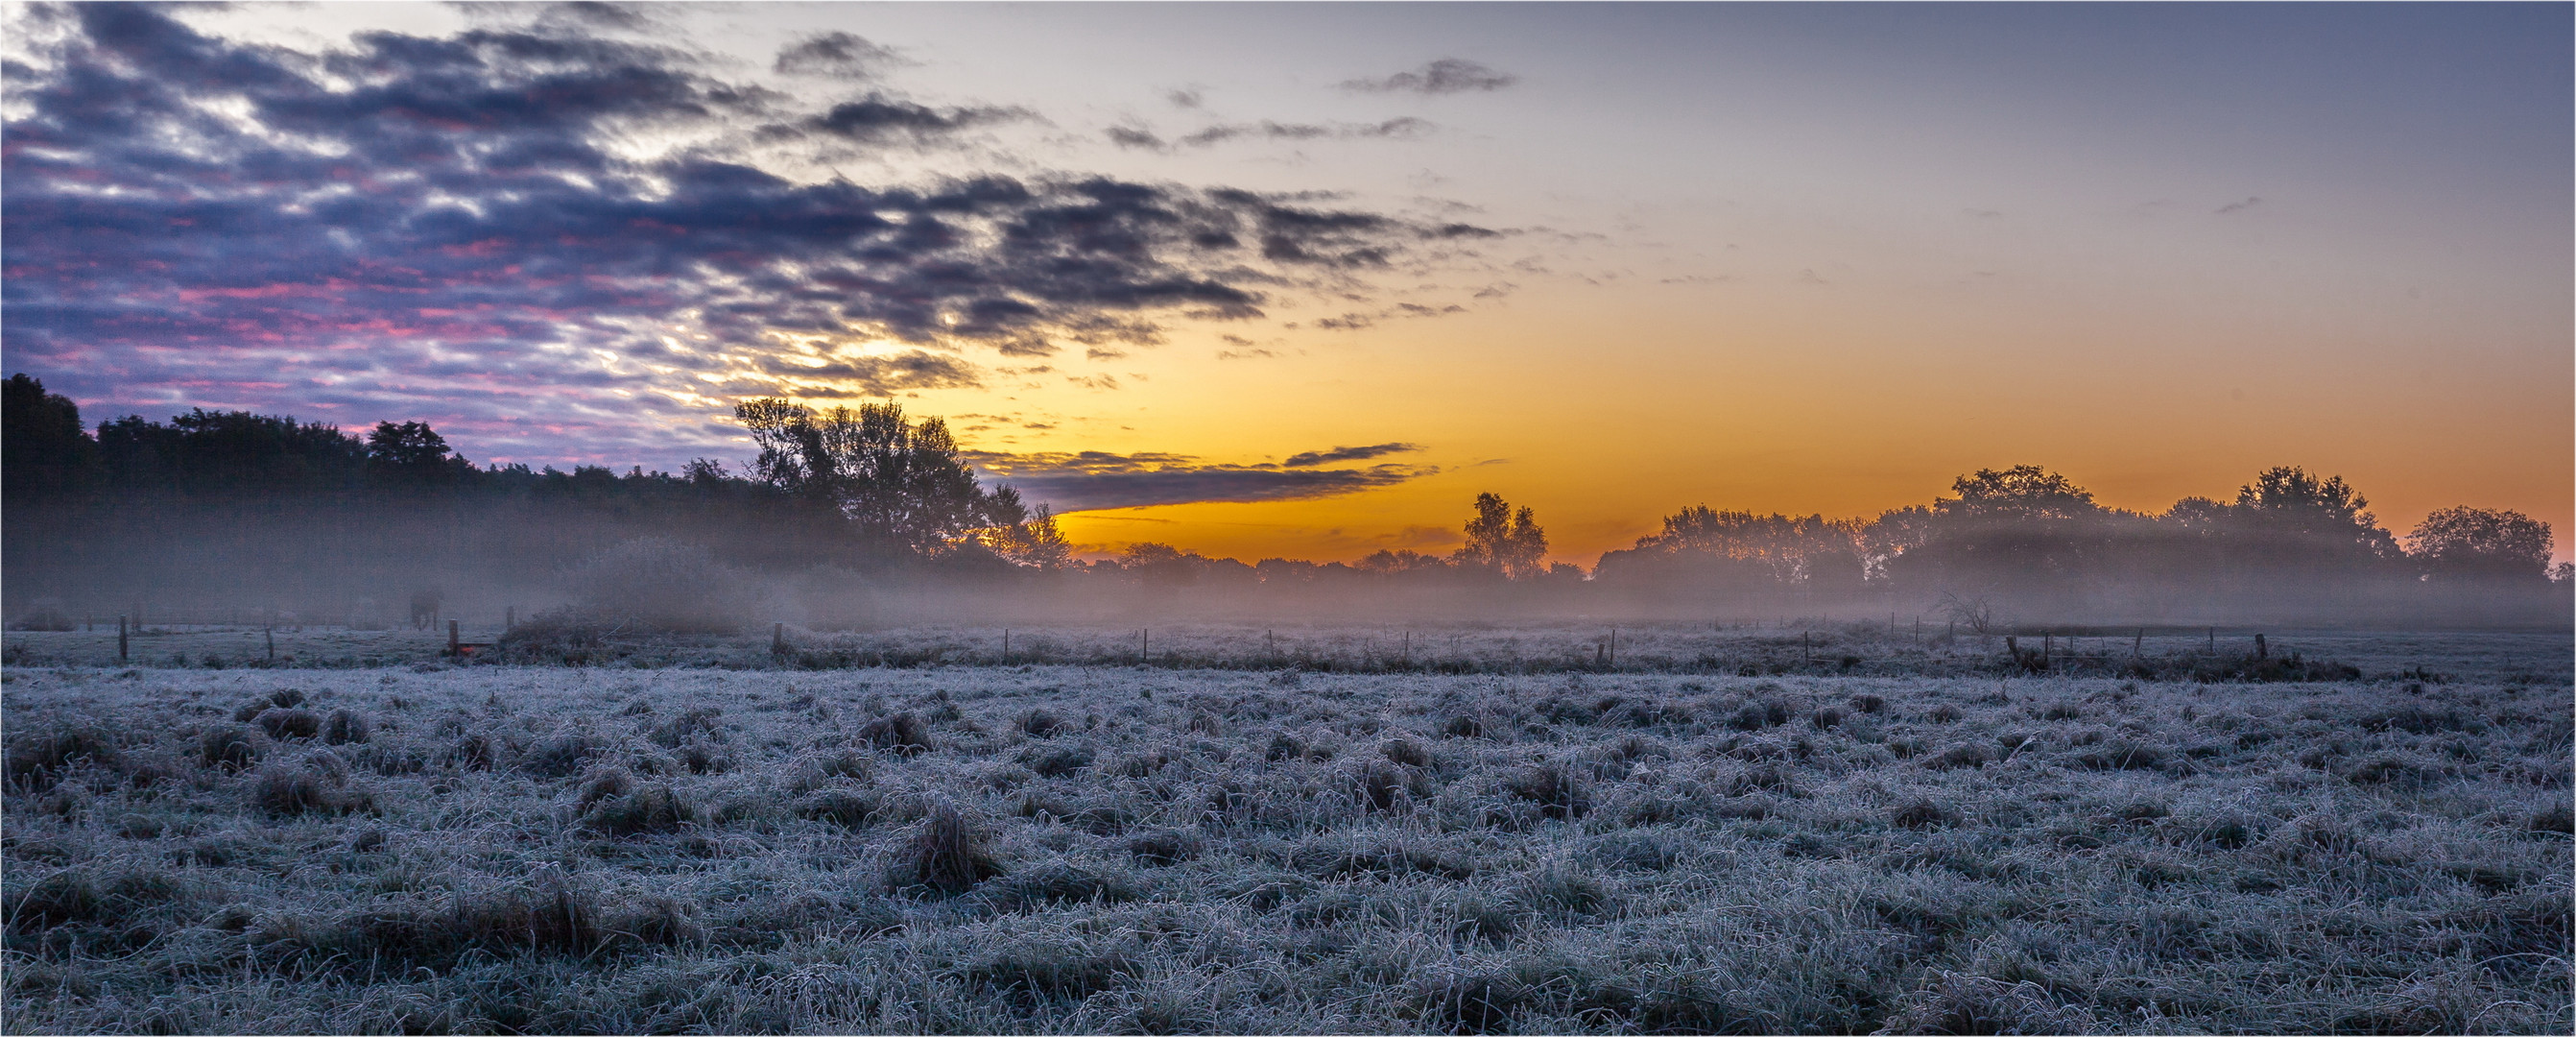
[5,2,2568,564]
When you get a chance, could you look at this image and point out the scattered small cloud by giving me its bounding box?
[775,31,904,78]
[1164,88,1204,109]
[1340,58,1516,95]
[1106,126,1166,151]
[1176,117,1432,148]
[1283,443,1421,468]
[1085,347,1129,361]
[2215,196,2263,215]
[1215,348,1278,360]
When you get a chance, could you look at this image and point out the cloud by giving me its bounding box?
[774,31,901,78]
[1283,442,1421,468]
[973,450,1435,511]
[1106,126,1166,150]
[2215,196,2263,214]
[1340,58,1516,95]
[756,351,982,395]
[1215,348,1277,360]
[0,4,1481,468]
[774,95,1029,143]
[1175,117,1432,148]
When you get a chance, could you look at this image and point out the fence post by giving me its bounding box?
[2254,633,2267,660]
[448,619,460,658]
[266,626,275,663]
[773,622,785,655]
[118,615,129,663]
[1001,628,1010,663]
[505,607,515,632]
[1141,628,1149,664]
[2134,629,2143,658]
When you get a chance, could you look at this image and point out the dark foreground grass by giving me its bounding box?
[2,661,2568,1033]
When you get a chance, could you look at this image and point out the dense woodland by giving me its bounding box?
[4,374,2565,629]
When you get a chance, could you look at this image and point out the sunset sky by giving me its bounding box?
[5,3,2567,564]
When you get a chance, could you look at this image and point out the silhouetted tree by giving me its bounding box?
[2406,507,2553,581]
[1940,465,2100,521]
[2,374,98,497]
[1453,493,1548,579]
[733,398,1032,558]
[2230,466,2397,559]
[366,421,468,487]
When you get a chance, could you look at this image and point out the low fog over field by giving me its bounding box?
[8,380,2569,641]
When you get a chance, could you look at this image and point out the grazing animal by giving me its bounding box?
[408,590,442,631]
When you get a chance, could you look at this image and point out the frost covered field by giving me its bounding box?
[4,652,2570,1034]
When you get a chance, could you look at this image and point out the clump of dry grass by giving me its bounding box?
[322,708,370,745]
[253,708,321,740]
[1017,708,1073,737]
[856,711,932,755]
[582,783,700,836]
[1380,736,1433,768]
[250,750,373,816]
[1872,971,2099,1035]
[197,725,261,772]
[7,724,118,791]
[893,803,1003,894]
[1504,762,1587,820]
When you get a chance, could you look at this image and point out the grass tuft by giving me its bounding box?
[894,803,1003,894]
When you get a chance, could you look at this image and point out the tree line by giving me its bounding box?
[2,374,2564,626]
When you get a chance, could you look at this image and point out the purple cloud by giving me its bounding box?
[1,5,1491,469]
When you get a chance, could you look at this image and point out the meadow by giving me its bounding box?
[2,634,2568,1034]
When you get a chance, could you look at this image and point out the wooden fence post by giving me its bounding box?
[2254,633,2267,660]
[118,615,129,663]
[448,619,460,658]
[505,607,515,632]
[265,627,275,663]
[1001,628,1010,663]
[1140,628,1149,664]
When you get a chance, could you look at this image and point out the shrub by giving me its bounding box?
[1812,706,1845,730]
[1382,736,1433,768]
[1927,742,1995,770]
[1926,703,1964,724]
[1442,714,1488,738]
[1850,693,1886,713]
